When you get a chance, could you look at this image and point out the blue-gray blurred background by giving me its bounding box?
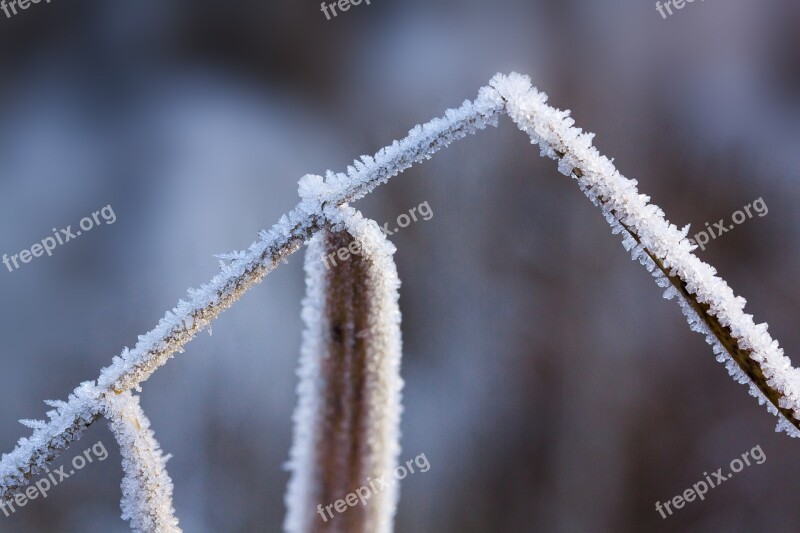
[1,0,799,531]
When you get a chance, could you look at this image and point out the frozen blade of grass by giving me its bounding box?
[285,206,403,533]
[615,215,794,429]
[493,71,800,436]
[103,391,181,533]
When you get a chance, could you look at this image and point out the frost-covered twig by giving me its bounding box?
[0,382,102,504]
[0,89,501,503]
[102,391,181,533]
[2,71,799,524]
[99,90,501,395]
[490,72,800,437]
[285,204,403,533]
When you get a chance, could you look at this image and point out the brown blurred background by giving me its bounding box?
[1,0,799,531]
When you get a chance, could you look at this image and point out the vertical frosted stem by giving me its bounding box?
[285,206,404,533]
[103,391,181,533]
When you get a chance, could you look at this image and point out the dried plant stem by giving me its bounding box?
[563,160,796,428]
[0,93,498,503]
[2,72,799,521]
[103,392,181,532]
[285,206,403,533]
[618,216,794,423]
[494,71,800,435]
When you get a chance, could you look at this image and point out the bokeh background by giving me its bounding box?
[1,0,799,531]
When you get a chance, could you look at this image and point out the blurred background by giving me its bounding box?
[1,0,799,531]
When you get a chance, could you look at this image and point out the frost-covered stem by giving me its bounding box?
[285,206,403,533]
[491,72,800,436]
[101,91,501,394]
[0,88,500,502]
[103,391,181,533]
[0,382,102,503]
[617,218,797,425]
[4,70,800,516]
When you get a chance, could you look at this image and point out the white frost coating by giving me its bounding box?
[103,392,181,533]
[0,381,102,502]
[1,77,500,507]
[285,204,403,533]
[96,88,501,395]
[283,228,329,533]
[3,71,800,520]
[492,72,800,437]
